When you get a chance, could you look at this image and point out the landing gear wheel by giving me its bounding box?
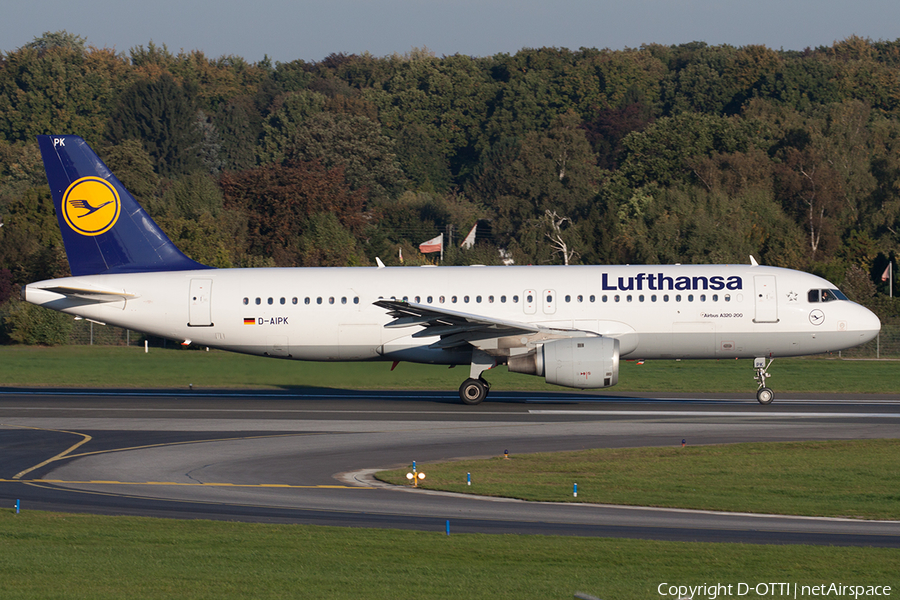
[756,387,774,405]
[753,357,775,405]
[459,378,488,405]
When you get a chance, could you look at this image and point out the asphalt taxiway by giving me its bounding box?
[2,388,899,546]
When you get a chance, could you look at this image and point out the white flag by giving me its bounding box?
[418,233,443,254]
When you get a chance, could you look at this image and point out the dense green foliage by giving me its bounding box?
[2,33,899,342]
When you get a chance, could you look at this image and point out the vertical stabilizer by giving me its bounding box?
[37,135,209,276]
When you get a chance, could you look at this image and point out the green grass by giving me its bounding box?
[378,440,900,520]
[0,511,896,600]
[0,345,897,393]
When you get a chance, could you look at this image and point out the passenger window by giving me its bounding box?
[626,295,632,302]
[415,296,420,303]
[354,297,359,304]
[526,294,533,303]
[651,295,657,302]
[639,295,645,302]
[341,297,347,304]
[663,295,669,302]
[687,294,693,302]
[268,297,274,305]
[464,295,470,303]
[476,296,482,303]
[452,296,458,303]
[440,296,445,303]
[699,294,705,302]
[243,297,249,305]
[712,294,718,302]
[565,295,571,302]
[317,297,323,305]
[427,296,433,303]
[292,297,298,305]
[500,295,507,303]
[590,295,595,302]
[280,297,285,305]
[577,295,583,303]
[614,295,620,302]
[329,297,335,304]
[675,295,682,302]
[546,294,552,303]
[724,294,731,302]
[305,297,310,305]
[513,295,519,303]
[255,298,261,305]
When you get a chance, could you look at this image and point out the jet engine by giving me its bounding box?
[507,337,619,389]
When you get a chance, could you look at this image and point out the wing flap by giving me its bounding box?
[375,299,540,338]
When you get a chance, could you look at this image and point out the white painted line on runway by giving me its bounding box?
[529,410,900,418]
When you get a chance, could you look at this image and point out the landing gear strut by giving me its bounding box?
[459,377,490,405]
[754,357,774,405]
[459,348,495,405]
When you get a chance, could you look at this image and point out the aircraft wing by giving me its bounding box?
[374,299,579,349]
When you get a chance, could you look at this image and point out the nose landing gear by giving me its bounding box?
[754,357,774,404]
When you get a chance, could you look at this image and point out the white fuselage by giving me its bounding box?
[25,264,881,364]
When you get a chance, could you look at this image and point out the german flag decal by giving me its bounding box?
[243,317,255,325]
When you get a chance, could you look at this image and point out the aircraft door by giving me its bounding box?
[753,275,778,323]
[542,289,556,315]
[523,289,537,315]
[188,279,213,327]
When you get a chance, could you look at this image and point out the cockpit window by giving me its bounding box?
[808,288,848,303]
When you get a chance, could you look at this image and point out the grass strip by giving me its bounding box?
[0,511,896,600]
[1,345,898,393]
[377,440,900,520]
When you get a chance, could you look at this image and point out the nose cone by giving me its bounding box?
[856,304,881,345]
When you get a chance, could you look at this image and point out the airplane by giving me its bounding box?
[23,135,881,405]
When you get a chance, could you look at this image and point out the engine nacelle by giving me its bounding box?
[507,337,619,389]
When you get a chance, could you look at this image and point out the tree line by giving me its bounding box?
[1,31,898,342]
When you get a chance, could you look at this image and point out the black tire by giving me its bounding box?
[756,387,774,405]
[459,378,488,405]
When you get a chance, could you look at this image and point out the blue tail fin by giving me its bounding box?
[38,135,210,276]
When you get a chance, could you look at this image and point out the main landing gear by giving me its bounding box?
[754,357,774,405]
[459,377,491,405]
[459,348,495,405]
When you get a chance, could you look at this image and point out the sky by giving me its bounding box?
[3,0,900,64]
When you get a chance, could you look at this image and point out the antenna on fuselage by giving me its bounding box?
[750,255,759,266]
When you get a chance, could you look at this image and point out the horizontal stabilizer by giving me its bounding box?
[37,285,138,301]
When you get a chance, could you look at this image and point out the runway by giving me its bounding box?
[2,388,899,546]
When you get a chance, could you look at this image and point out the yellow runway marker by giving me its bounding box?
[2,424,93,480]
